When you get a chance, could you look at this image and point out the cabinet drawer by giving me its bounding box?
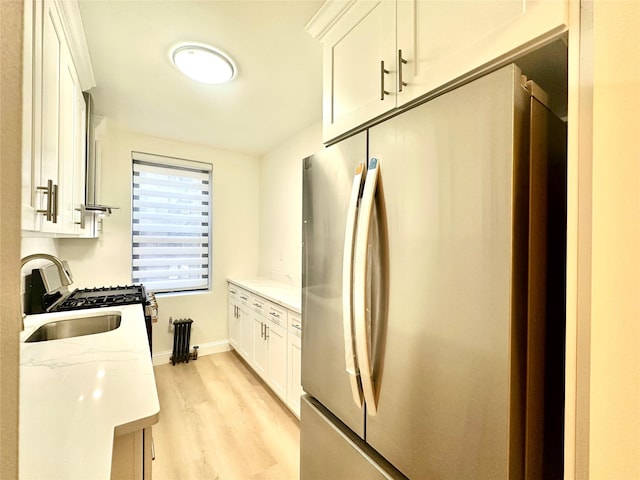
[250,294,267,315]
[288,312,302,338]
[228,283,250,304]
[266,303,288,328]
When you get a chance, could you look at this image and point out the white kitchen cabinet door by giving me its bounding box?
[266,321,287,401]
[228,298,242,351]
[239,303,252,362]
[396,0,568,107]
[22,0,39,231]
[58,41,86,235]
[321,0,396,142]
[38,0,63,234]
[253,316,268,380]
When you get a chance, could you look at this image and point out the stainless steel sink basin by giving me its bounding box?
[25,314,122,342]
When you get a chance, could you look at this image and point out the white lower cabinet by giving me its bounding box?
[239,303,253,361]
[250,296,288,402]
[252,314,269,378]
[266,317,288,401]
[228,282,301,417]
[228,285,252,361]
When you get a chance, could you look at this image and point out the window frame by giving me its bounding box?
[131,151,213,294]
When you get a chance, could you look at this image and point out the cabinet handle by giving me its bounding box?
[264,325,269,340]
[261,322,265,339]
[75,204,86,229]
[398,49,408,92]
[51,183,58,223]
[36,179,54,221]
[380,60,390,100]
[270,311,280,319]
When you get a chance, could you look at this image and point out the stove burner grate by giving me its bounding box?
[53,285,147,311]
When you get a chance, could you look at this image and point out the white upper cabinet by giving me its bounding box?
[307,0,568,142]
[397,0,568,107]
[318,0,396,141]
[22,0,95,236]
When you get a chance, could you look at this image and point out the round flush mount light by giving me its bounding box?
[171,43,236,84]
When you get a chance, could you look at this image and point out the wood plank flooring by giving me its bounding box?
[151,351,300,479]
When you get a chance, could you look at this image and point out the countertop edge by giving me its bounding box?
[114,410,160,437]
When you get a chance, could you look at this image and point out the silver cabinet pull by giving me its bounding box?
[261,322,265,339]
[75,204,86,229]
[51,183,58,223]
[36,179,54,221]
[398,49,408,92]
[264,325,269,340]
[380,60,390,100]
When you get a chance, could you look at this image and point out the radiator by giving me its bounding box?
[171,318,194,365]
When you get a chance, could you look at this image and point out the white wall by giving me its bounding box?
[587,1,640,477]
[57,122,261,362]
[258,121,323,287]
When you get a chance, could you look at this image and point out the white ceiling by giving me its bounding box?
[78,0,324,156]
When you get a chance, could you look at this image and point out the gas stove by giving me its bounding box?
[53,285,148,311]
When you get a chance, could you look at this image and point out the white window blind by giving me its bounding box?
[132,157,211,293]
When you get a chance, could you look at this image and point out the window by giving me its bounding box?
[132,152,212,293]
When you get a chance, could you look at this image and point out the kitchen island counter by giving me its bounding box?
[19,304,159,480]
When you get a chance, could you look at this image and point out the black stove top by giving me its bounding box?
[53,285,147,311]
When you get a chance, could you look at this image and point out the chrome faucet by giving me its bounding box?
[20,254,73,322]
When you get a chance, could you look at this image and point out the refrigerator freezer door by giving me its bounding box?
[302,132,368,437]
[365,65,531,479]
[300,395,407,480]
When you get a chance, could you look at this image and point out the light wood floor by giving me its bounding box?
[151,351,300,479]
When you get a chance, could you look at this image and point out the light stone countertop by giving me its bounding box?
[227,278,301,314]
[19,304,159,480]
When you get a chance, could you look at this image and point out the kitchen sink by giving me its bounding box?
[25,314,122,342]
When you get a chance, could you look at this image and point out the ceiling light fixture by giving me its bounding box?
[171,43,236,84]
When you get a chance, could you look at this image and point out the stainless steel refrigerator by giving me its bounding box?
[300,64,566,479]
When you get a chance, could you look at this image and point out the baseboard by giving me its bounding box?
[152,340,231,366]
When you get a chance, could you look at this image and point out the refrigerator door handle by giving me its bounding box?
[353,157,380,415]
[342,160,366,408]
